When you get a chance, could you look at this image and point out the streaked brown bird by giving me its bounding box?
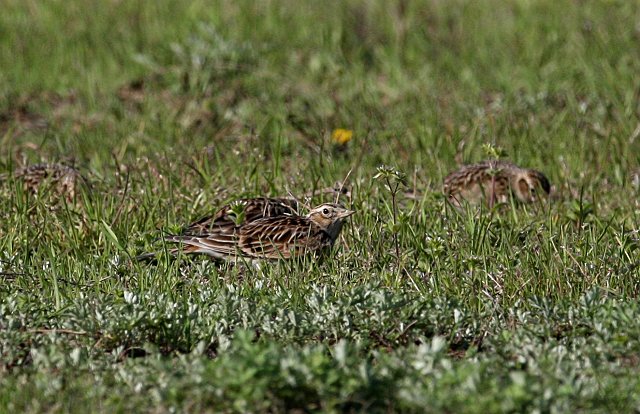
[138,203,355,261]
[13,163,85,202]
[182,182,351,236]
[443,160,551,208]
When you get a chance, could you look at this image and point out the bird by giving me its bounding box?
[138,203,355,261]
[181,180,351,236]
[12,162,85,202]
[443,160,551,208]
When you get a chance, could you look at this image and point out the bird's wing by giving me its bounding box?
[165,232,239,259]
[242,198,298,222]
[238,216,328,259]
[183,207,234,236]
[183,198,298,235]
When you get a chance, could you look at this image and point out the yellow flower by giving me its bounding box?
[331,128,353,145]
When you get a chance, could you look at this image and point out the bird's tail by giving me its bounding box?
[135,245,183,262]
[135,251,160,261]
[136,233,231,262]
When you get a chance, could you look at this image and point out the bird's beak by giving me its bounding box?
[338,209,356,218]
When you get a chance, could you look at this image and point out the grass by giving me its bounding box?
[1,0,640,412]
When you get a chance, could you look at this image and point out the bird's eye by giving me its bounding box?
[322,208,330,215]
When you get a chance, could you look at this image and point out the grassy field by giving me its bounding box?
[2,0,640,412]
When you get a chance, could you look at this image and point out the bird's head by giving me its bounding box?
[513,169,551,203]
[307,203,355,239]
